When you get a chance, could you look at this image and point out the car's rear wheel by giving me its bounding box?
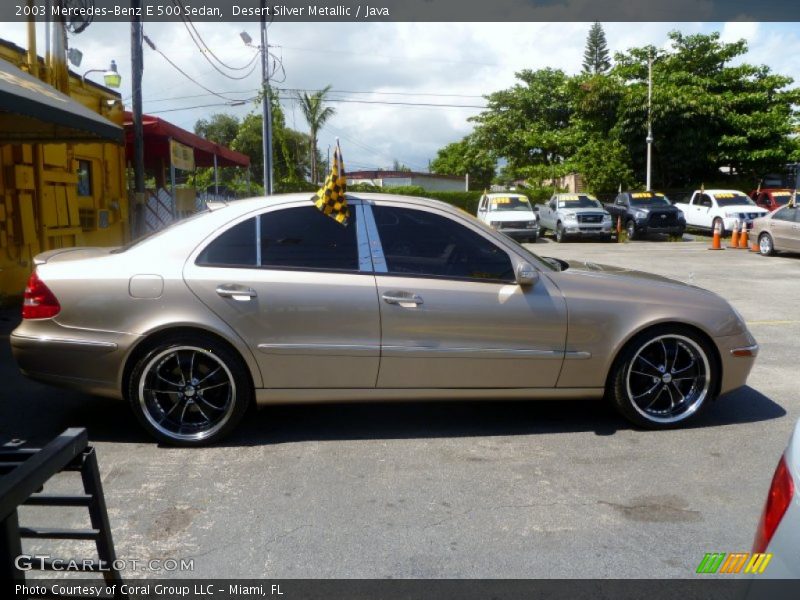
[127,334,252,446]
[609,327,717,429]
[759,232,775,256]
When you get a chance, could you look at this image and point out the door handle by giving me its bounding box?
[382,291,424,307]
[216,285,257,301]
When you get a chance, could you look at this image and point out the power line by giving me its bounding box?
[173,0,259,72]
[142,33,249,102]
[276,94,486,109]
[279,44,508,67]
[278,87,486,99]
[148,102,247,114]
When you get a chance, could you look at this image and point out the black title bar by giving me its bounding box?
[4,0,800,22]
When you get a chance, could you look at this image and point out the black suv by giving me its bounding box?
[604,191,686,240]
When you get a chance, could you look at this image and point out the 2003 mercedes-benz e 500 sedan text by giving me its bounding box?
[11,193,759,445]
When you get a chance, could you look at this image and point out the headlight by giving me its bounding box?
[563,213,577,222]
[602,214,613,223]
[526,220,537,229]
[489,221,501,228]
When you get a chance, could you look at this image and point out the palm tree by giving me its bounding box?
[296,85,336,183]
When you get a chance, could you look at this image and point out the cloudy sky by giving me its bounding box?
[1,20,799,172]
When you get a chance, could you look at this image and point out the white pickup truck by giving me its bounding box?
[673,189,768,235]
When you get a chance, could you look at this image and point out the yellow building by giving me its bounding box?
[0,38,127,299]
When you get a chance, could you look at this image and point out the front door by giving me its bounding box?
[184,202,380,388]
[364,202,567,389]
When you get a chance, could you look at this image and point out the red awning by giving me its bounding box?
[123,111,250,169]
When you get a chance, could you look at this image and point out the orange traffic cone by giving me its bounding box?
[729,220,739,249]
[738,222,749,249]
[750,236,760,253]
[616,215,623,242]
[709,220,723,250]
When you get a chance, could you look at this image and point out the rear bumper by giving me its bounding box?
[10,321,138,399]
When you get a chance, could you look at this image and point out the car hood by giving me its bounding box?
[563,259,696,288]
[486,211,536,222]
[720,205,768,214]
[629,205,681,214]
[559,208,609,216]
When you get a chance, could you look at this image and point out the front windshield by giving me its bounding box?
[558,195,601,209]
[715,193,754,207]
[629,192,670,207]
[489,196,532,212]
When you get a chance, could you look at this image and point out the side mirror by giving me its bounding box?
[516,263,539,287]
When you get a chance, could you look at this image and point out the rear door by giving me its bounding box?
[364,201,567,389]
[183,200,381,388]
[770,207,800,252]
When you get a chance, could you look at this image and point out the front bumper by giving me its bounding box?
[564,224,613,236]
[722,217,758,231]
[716,331,759,396]
[498,226,539,240]
[637,223,685,235]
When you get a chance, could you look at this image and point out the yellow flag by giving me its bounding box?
[312,141,349,225]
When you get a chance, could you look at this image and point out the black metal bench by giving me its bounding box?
[1,428,124,598]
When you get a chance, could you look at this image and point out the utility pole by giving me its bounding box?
[131,0,146,237]
[646,50,653,192]
[260,1,273,195]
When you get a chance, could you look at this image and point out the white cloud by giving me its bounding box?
[1,20,798,172]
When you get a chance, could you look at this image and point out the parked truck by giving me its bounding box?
[673,189,768,236]
[603,191,686,240]
[538,193,613,243]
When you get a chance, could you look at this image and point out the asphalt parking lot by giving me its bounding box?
[1,234,797,579]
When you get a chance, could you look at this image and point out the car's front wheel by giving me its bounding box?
[626,220,637,240]
[759,232,775,256]
[555,222,566,243]
[127,334,252,446]
[609,327,717,429]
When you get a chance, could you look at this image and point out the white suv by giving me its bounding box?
[476,193,539,243]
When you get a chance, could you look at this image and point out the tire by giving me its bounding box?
[712,217,726,238]
[127,333,252,446]
[555,222,566,243]
[626,220,637,240]
[608,326,718,429]
[759,232,775,256]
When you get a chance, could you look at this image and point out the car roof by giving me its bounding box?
[485,192,527,198]
[553,192,596,198]
[704,189,747,194]
[208,192,467,219]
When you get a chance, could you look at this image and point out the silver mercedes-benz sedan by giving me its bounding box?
[11,193,759,445]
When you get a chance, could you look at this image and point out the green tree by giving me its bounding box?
[429,136,495,190]
[470,68,576,183]
[582,22,611,75]
[614,32,800,186]
[194,113,240,147]
[296,85,336,183]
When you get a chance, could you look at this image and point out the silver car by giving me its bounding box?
[11,193,758,445]
[750,419,799,578]
[538,193,614,243]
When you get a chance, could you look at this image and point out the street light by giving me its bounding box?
[82,60,121,88]
[645,51,653,191]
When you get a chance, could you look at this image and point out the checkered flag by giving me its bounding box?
[312,141,350,225]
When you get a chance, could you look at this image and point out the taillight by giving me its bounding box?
[22,271,61,319]
[753,455,795,553]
